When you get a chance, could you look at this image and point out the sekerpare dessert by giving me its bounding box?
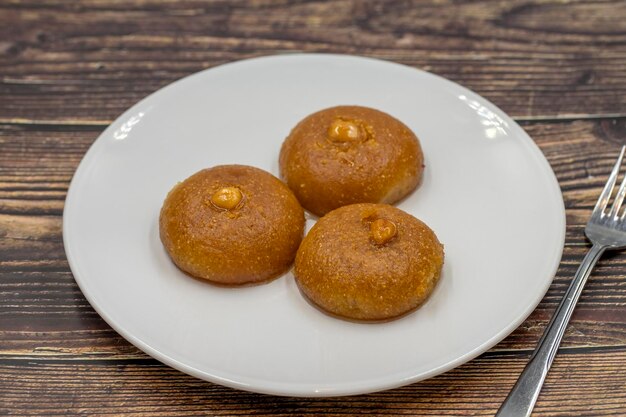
[159,165,305,285]
[279,105,423,216]
[294,203,444,321]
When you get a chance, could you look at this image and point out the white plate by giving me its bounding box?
[63,54,565,397]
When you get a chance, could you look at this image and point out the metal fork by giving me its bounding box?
[496,145,626,417]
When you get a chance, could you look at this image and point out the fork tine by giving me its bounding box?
[610,160,626,219]
[593,145,626,218]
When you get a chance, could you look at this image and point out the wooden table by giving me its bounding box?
[1,1,625,415]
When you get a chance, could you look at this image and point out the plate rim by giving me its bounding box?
[63,53,566,397]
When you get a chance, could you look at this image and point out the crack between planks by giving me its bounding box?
[0,345,625,366]
[1,113,626,130]
[482,343,626,358]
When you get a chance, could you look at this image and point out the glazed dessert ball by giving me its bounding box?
[294,203,444,321]
[279,105,423,216]
[159,165,305,285]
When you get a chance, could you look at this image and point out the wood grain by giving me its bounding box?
[1,0,626,123]
[1,350,625,416]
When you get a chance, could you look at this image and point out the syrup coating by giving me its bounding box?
[294,203,444,321]
[160,165,305,285]
[280,106,423,216]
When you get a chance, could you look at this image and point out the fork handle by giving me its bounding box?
[496,243,606,417]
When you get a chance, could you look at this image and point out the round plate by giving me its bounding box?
[63,54,565,397]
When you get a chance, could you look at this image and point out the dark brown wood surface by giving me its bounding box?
[1,0,625,415]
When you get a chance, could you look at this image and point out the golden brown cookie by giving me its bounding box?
[159,165,305,285]
[294,203,444,321]
[279,106,423,216]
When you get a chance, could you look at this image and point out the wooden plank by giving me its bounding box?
[0,124,98,215]
[0,349,625,416]
[0,118,625,214]
[1,118,626,360]
[1,0,625,122]
[1,270,625,360]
